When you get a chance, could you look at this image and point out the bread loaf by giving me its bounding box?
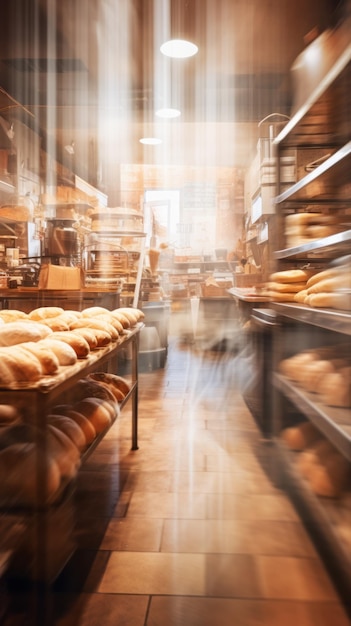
[294,289,309,303]
[47,424,81,479]
[113,307,144,322]
[18,341,60,375]
[74,378,118,413]
[47,414,86,451]
[112,307,139,325]
[81,306,110,317]
[69,327,98,350]
[69,318,117,340]
[40,317,70,332]
[73,398,111,434]
[267,281,308,293]
[302,360,336,393]
[50,331,90,358]
[296,438,336,480]
[307,273,351,294]
[280,422,321,451]
[28,306,65,321]
[0,309,28,322]
[306,292,351,310]
[39,338,77,365]
[0,321,52,347]
[94,313,124,334]
[52,405,97,445]
[0,442,61,507]
[269,269,314,283]
[319,371,351,407]
[88,372,131,399]
[309,452,350,498]
[0,346,42,382]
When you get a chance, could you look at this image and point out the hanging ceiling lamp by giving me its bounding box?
[160,0,198,59]
[155,107,181,119]
[160,39,198,59]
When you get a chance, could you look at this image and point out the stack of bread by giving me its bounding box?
[263,268,317,302]
[0,371,131,507]
[279,344,351,407]
[0,305,144,387]
[284,212,347,249]
[293,256,351,310]
[280,422,350,498]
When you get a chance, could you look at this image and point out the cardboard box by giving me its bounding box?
[38,264,82,289]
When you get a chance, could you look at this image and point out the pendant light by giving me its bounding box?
[160,0,198,59]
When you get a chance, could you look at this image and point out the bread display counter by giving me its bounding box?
[0,306,143,585]
[270,15,351,603]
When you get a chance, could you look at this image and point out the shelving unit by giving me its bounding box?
[0,324,141,584]
[270,14,351,605]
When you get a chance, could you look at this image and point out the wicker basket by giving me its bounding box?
[201,281,232,297]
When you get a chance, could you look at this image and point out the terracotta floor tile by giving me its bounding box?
[125,491,207,519]
[97,551,206,595]
[100,517,163,551]
[54,593,149,626]
[256,555,340,600]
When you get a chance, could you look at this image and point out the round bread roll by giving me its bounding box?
[73,398,112,434]
[28,306,65,321]
[69,327,98,350]
[50,331,90,358]
[69,318,117,340]
[47,424,81,479]
[280,421,321,451]
[47,414,86,451]
[39,338,77,365]
[18,341,60,375]
[0,321,52,347]
[88,372,131,399]
[0,442,61,507]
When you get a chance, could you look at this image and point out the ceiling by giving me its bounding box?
[0,0,345,202]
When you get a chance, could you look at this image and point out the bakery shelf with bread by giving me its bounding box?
[0,305,143,582]
[269,21,351,600]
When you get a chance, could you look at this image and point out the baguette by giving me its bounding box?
[306,292,351,310]
[307,273,351,294]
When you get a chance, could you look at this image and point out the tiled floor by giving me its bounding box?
[3,332,351,625]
